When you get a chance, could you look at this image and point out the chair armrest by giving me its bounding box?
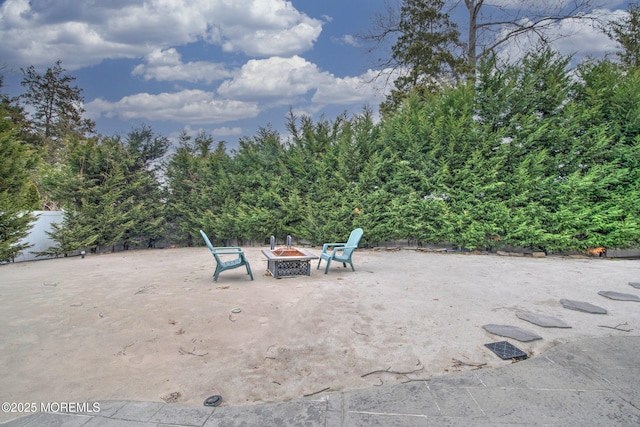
[213,247,244,254]
[330,245,357,255]
[322,242,346,252]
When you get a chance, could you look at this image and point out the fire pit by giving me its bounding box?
[261,247,318,278]
[271,248,306,257]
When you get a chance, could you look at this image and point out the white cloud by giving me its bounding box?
[84,52,395,129]
[132,48,235,83]
[312,69,394,105]
[484,0,566,9]
[216,55,396,110]
[85,89,260,124]
[550,10,623,60]
[0,0,323,69]
[170,124,243,141]
[212,127,244,137]
[216,0,323,57]
[333,34,360,47]
[217,55,334,100]
[496,8,624,64]
[484,0,626,11]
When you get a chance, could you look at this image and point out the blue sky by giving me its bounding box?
[0,0,632,150]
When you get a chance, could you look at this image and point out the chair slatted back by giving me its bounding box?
[341,228,363,258]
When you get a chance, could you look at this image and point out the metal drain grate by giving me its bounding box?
[485,341,528,360]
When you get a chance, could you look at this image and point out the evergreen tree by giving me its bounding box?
[119,126,169,248]
[20,60,96,163]
[0,104,35,261]
[607,2,640,69]
[233,126,294,243]
[559,60,640,250]
[41,126,168,255]
[380,0,466,112]
[165,129,202,245]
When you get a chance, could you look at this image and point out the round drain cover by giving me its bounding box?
[204,395,222,407]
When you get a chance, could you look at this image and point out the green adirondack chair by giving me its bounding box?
[200,230,253,282]
[317,228,364,274]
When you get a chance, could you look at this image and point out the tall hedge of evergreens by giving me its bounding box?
[21,51,640,255]
[163,51,639,252]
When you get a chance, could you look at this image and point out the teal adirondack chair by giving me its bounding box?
[317,228,364,274]
[200,230,253,282]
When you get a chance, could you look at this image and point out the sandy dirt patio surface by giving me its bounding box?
[1,246,639,422]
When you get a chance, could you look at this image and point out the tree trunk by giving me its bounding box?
[464,0,483,80]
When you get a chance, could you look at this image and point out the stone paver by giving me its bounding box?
[598,291,640,302]
[516,311,571,328]
[482,324,543,342]
[560,299,608,314]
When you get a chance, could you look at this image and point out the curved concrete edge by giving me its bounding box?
[3,336,640,426]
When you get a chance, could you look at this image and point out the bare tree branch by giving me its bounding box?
[361,0,600,97]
